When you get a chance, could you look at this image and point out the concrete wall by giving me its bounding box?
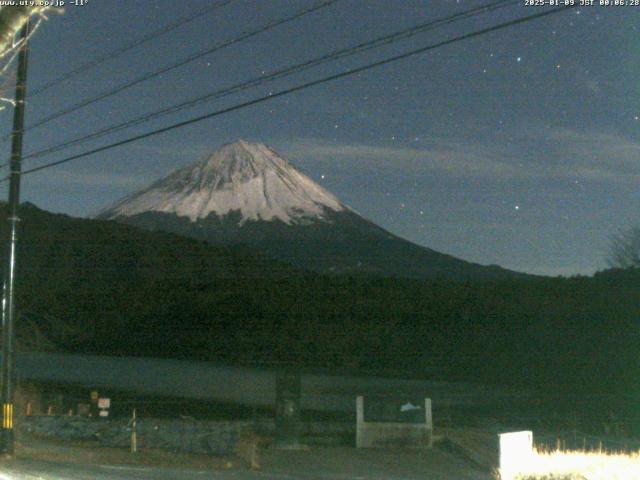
[17,415,265,455]
[16,415,355,454]
[356,396,433,448]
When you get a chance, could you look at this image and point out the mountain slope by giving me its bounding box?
[98,140,524,280]
[102,140,345,225]
[1,202,304,355]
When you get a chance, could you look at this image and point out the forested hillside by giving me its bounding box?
[1,203,638,401]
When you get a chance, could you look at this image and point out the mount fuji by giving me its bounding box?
[97,140,520,279]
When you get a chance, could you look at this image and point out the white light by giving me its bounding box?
[499,430,640,480]
[499,431,534,480]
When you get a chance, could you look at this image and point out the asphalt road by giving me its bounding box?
[2,460,218,479]
[0,446,493,480]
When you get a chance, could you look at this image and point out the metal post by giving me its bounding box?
[0,19,31,456]
[131,408,137,453]
[274,370,302,449]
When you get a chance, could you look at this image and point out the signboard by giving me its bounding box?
[98,398,111,409]
[499,430,533,476]
[98,410,109,417]
[363,397,426,423]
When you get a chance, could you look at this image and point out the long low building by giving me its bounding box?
[15,352,525,412]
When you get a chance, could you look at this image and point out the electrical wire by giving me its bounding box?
[9,0,342,139]
[19,0,519,164]
[28,0,236,98]
[4,5,575,182]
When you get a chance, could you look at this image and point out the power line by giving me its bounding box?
[8,5,575,182]
[9,0,341,139]
[20,0,519,163]
[29,0,236,98]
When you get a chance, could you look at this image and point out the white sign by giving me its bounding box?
[499,430,533,479]
[98,398,111,409]
[98,409,109,417]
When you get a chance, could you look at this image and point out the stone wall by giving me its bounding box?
[16,416,354,455]
[17,416,265,455]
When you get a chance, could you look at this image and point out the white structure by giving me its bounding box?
[499,430,533,480]
[356,395,433,448]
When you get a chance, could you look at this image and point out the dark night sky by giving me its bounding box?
[0,0,638,276]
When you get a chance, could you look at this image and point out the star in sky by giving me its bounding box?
[13,0,634,277]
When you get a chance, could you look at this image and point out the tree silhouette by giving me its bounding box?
[608,226,640,269]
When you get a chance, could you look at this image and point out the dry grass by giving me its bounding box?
[497,448,640,480]
[14,435,234,471]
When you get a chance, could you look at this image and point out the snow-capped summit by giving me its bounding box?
[99,140,344,225]
[98,139,523,280]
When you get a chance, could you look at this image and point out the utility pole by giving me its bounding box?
[0,19,31,456]
[274,369,302,449]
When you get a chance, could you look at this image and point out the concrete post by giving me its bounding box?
[356,395,364,448]
[425,398,433,448]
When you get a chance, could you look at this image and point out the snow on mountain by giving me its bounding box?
[97,139,525,279]
[99,140,345,225]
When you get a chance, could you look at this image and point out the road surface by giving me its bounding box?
[0,446,492,480]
